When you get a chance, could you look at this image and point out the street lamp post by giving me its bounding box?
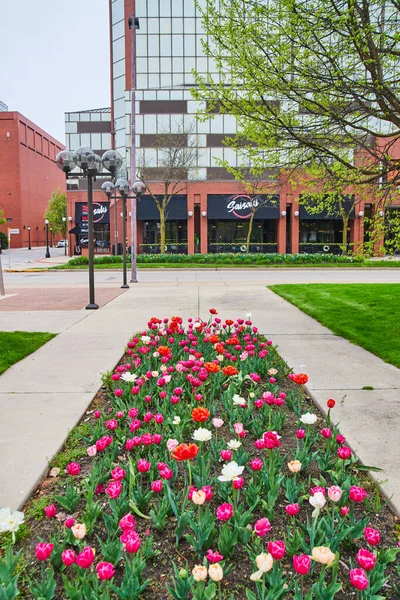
[131,181,146,282]
[45,219,50,258]
[129,15,140,283]
[56,148,123,310]
[68,216,73,257]
[50,227,53,247]
[62,216,67,255]
[116,179,130,289]
[27,226,31,250]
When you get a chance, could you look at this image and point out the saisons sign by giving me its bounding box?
[75,202,110,235]
[207,194,280,220]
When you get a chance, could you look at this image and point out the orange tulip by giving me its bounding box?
[192,407,211,422]
[171,443,200,461]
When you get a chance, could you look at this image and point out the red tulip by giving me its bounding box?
[76,547,95,569]
[293,554,311,575]
[96,561,115,580]
[350,568,368,590]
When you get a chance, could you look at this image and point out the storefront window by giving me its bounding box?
[208,220,277,253]
[300,219,348,253]
[141,220,187,253]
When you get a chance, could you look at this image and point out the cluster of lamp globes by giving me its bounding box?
[55,147,146,198]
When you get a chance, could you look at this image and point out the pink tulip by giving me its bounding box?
[76,547,95,569]
[337,447,351,460]
[321,428,332,438]
[122,530,141,553]
[114,389,123,397]
[87,445,97,457]
[206,549,224,563]
[340,506,350,516]
[357,548,376,571]
[94,410,101,418]
[293,554,311,575]
[137,459,151,473]
[67,462,81,476]
[220,449,232,461]
[151,480,163,493]
[296,429,305,439]
[349,486,367,503]
[64,518,75,528]
[35,543,54,561]
[254,438,265,449]
[254,518,271,537]
[327,486,343,502]
[233,477,244,490]
[44,504,56,518]
[350,568,369,590]
[336,434,346,445]
[263,431,280,449]
[105,481,122,499]
[249,458,263,471]
[268,540,286,560]
[111,466,126,481]
[96,562,115,580]
[62,549,76,566]
[364,527,380,546]
[286,503,300,516]
[216,503,233,521]
[119,513,135,531]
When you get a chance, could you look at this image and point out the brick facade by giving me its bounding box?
[0,112,65,248]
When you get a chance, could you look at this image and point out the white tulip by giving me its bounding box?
[218,461,245,482]
[300,412,318,425]
[309,492,326,518]
[141,335,151,345]
[120,372,137,383]
[227,439,242,450]
[192,428,212,442]
[0,508,25,533]
[172,416,181,425]
[233,394,246,406]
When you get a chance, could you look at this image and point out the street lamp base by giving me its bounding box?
[121,283,130,289]
[45,251,50,258]
[86,303,99,310]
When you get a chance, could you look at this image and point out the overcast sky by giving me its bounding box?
[0,0,110,144]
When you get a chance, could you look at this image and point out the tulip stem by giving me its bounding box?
[218,581,222,600]
[301,577,304,598]
[187,460,192,489]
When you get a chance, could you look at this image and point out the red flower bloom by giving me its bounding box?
[157,346,170,356]
[208,335,220,344]
[171,443,200,461]
[292,373,309,385]
[96,562,115,580]
[222,366,239,376]
[293,554,311,575]
[76,547,95,569]
[356,548,376,571]
[327,398,336,408]
[267,540,286,560]
[192,407,211,422]
[205,362,220,373]
[35,543,54,561]
[209,308,218,314]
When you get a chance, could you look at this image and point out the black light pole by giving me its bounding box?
[62,216,67,255]
[68,216,73,257]
[50,227,53,247]
[45,219,50,258]
[116,179,130,289]
[27,226,31,250]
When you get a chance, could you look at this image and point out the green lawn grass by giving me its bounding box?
[269,284,400,368]
[0,332,56,375]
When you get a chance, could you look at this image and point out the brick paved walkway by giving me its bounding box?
[0,288,127,311]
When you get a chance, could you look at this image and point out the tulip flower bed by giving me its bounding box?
[1,311,399,599]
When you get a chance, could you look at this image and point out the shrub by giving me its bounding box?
[0,231,8,251]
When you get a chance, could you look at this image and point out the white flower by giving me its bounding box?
[120,372,137,383]
[194,321,202,328]
[152,351,160,358]
[164,374,171,383]
[151,371,159,378]
[227,439,242,450]
[192,428,212,442]
[218,461,245,482]
[141,335,151,345]
[172,416,181,425]
[300,412,318,425]
[160,365,167,372]
[0,508,25,533]
[216,354,224,362]
[309,492,326,518]
[233,394,246,406]
[189,355,196,362]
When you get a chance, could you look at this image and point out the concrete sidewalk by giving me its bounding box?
[0,280,399,515]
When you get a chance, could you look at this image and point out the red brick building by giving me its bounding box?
[0,112,65,249]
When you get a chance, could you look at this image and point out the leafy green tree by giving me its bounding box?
[193,0,400,186]
[0,208,5,225]
[44,190,67,239]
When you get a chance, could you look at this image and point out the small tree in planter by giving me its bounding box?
[44,190,67,240]
[138,121,197,254]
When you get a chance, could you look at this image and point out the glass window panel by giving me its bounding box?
[172,18,184,33]
[148,18,160,33]
[144,90,157,99]
[196,57,207,74]
[184,0,196,17]
[115,129,125,149]
[144,115,157,133]
[91,133,101,149]
[184,18,196,33]
[160,19,171,33]
[147,0,159,17]
[160,0,171,17]
[101,112,111,121]
[113,75,125,100]
[184,72,195,85]
[137,57,148,73]
[185,57,195,72]
[157,90,170,99]
[137,74,148,89]
[137,35,148,57]
[172,0,183,16]
[160,36,172,55]
[148,35,160,56]
[136,116,144,134]
[65,122,77,133]
[161,57,172,72]
[113,37,125,62]
[80,133,91,146]
[101,133,112,148]
[112,0,124,24]
[114,98,125,120]
[173,57,184,71]
[173,73,184,86]
[157,114,171,130]
[149,57,160,73]
[113,59,125,78]
[69,134,79,149]
[112,20,124,40]
[172,34,183,55]
[136,0,147,17]
[161,73,172,88]
[184,35,195,55]
[149,73,160,87]
[114,116,125,131]
[79,113,90,121]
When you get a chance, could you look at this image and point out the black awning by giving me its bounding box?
[68,225,81,235]
[207,194,280,220]
[137,195,187,220]
[299,196,355,220]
